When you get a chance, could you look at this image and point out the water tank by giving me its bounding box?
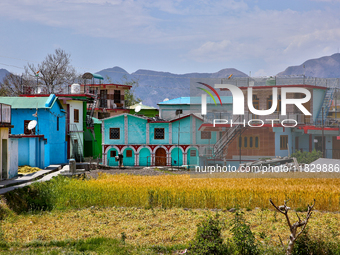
[71,83,80,94]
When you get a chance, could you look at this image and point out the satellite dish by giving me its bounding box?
[28,120,37,130]
[163,98,169,102]
[135,105,142,113]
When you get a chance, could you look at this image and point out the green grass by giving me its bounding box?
[0,237,187,254]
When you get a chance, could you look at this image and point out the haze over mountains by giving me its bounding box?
[2,53,340,107]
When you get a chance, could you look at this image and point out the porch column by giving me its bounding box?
[151,153,155,166]
[192,117,196,145]
[146,123,150,144]
[169,123,172,144]
[183,152,187,165]
[135,153,139,166]
[166,152,171,166]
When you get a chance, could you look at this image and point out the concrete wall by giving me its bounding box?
[128,116,147,144]
[8,138,18,179]
[18,137,45,168]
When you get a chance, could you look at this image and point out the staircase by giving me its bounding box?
[213,117,246,159]
[315,85,336,126]
[69,124,84,162]
[86,93,98,128]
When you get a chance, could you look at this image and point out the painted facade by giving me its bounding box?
[0,95,67,167]
[102,113,217,167]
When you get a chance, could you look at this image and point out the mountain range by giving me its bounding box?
[2,53,340,107]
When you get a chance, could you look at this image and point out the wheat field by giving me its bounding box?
[47,174,340,212]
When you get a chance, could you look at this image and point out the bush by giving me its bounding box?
[188,215,228,255]
[291,149,322,164]
[230,211,259,255]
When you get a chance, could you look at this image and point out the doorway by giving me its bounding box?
[155,148,166,166]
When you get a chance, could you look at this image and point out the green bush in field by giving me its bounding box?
[291,149,322,164]
[230,211,259,255]
[188,215,228,255]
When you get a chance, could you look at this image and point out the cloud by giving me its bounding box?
[1,0,340,75]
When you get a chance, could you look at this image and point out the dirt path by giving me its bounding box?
[86,167,190,179]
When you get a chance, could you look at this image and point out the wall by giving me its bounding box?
[127,116,147,144]
[104,115,125,144]
[8,138,18,179]
[18,137,46,168]
[149,123,169,144]
[172,117,192,144]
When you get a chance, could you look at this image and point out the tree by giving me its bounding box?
[25,48,77,94]
[123,78,141,107]
[0,73,26,96]
[105,74,141,107]
[269,198,315,255]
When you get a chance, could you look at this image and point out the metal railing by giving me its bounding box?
[219,76,340,88]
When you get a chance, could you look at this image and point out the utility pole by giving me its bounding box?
[322,107,325,158]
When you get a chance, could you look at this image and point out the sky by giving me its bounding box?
[1,0,340,77]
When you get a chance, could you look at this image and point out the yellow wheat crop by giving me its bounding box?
[53,174,340,212]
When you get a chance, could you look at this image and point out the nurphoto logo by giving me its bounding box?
[198,82,312,128]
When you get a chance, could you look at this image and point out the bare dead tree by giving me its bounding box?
[269,198,315,255]
[0,73,33,96]
[25,48,77,94]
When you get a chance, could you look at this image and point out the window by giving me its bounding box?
[24,120,35,135]
[238,136,259,149]
[201,131,211,139]
[57,117,59,131]
[280,135,288,150]
[154,128,165,139]
[74,109,79,123]
[110,128,120,139]
[190,150,197,157]
[267,95,281,112]
[110,150,116,157]
[114,90,121,104]
[126,150,133,157]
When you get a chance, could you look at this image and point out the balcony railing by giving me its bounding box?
[0,104,11,124]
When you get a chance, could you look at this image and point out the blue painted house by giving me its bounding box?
[0,95,67,168]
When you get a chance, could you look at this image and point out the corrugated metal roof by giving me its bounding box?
[0,96,53,109]
[158,96,232,105]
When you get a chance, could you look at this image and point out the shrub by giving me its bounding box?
[230,211,259,255]
[188,215,228,255]
[291,149,322,164]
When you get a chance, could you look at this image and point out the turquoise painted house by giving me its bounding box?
[102,113,218,167]
[0,95,67,168]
